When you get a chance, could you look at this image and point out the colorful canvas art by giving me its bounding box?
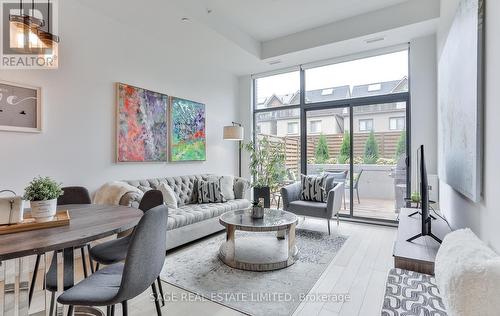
[117,83,168,162]
[170,97,206,161]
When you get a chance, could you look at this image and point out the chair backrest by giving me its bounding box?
[57,186,91,205]
[353,169,363,188]
[138,190,163,212]
[116,205,168,302]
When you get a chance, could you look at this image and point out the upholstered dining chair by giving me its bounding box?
[89,189,166,316]
[57,204,168,316]
[29,186,93,307]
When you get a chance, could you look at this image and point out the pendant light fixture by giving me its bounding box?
[36,0,60,47]
[8,0,59,51]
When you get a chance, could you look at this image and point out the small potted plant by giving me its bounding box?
[24,176,63,222]
[251,199,264,219]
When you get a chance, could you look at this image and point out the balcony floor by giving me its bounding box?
[340,197,397,221]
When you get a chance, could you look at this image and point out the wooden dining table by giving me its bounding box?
[0,204,143,316]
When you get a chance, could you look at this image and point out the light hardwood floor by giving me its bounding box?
[33,219,396,316]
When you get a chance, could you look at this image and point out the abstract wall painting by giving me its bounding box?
[169,97,206,161]
[0,80,41,133]
[116,83,168,162]
[438,0,484,202]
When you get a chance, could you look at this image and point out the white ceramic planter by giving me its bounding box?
[30,199,57,222]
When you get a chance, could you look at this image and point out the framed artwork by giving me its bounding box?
[438,0,484,202]
[169,96,206,161]
[116,83,168,162]
[0,80,41,133]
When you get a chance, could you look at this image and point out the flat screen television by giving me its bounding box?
[406,145,442,243]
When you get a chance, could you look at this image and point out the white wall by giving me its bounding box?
[409,34,438,189]
[0,1,240,195]
[438,0,500,251]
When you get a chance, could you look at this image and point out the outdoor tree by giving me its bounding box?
[363,131,379,164]
[395,132,406,159]
[315,134,330,163]
[338,132,350,164]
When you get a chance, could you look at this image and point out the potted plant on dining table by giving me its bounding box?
[24,176,63,222]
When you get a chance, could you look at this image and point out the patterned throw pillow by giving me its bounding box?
[197,180,226,203]
[300,174,327,202]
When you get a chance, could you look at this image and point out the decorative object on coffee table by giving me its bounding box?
[23,176,63,222]
[218,208,298,271]
[243,136,286,208]
[251,199,264,219]
[0,80,42,133]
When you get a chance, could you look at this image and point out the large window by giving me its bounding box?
[254,71,300,109]
[252,49,410,222]
[304,50,408,103]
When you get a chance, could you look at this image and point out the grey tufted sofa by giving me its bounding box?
[119,175,251,250]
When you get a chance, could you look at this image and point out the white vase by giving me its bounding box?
[30,199,57,222]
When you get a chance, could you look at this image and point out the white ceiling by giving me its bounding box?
[190,0,409,41]
[79,0,438,76]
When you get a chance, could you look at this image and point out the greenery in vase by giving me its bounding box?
[338,132,350,164]
[23,176,63,201]
[315,134,330,163]
[363,131,379,164]
[243,136,286,192]
[411,191,421,203]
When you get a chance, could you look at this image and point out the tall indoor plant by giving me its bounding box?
[24,176,63,222]
[243,136,286,207]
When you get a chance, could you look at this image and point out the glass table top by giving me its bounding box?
[219,209,297,229]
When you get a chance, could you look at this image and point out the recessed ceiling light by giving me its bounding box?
[365,36,385,44]
[268,60,281,65]
[181,17,190,22]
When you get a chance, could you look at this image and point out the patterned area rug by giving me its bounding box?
[160,228,348,316]
[382,268,447,316]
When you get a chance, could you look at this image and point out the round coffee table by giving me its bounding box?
[218,208,299,271]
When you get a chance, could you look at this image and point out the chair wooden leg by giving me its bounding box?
[121,301,128,316]
[107,306,111,316]
[111,304,115,316]
[356,188,360,204]
[327,219,331,235]
[80,247,88,278]
[29,254,41,306]
[67,305,74,316]
[157,277,165,306]
[95,263,100,271]
[151,283,162,316]
[87,244,95,274]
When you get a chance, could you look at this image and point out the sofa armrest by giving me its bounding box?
[281,182,301,210]
[326,182,344,219]
[119,191,143,208]
[233,177,250,200]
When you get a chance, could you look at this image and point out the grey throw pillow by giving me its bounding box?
[197,180,226,203]
[300,174,327,202]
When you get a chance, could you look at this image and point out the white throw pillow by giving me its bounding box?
[434,228,500,316]
[219,176,235,200]
[156,182,178,209]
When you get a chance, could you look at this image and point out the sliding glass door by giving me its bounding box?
[252,48,410,223]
